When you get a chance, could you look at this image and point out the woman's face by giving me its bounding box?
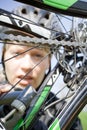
[4,43,50,90]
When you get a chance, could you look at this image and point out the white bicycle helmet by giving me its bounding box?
[0,4,65,48]
[13,4,62,40]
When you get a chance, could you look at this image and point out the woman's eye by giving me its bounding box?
[11,51,22,57]
[35,54,43,58]
[33,54,43,60]
[14,52,20,55]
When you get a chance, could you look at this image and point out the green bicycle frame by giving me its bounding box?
[49,79,87,130]
[43,0,78,10]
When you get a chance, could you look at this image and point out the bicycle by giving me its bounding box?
[0,0,87,130]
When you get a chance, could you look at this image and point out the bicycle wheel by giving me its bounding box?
[0,0,87,130]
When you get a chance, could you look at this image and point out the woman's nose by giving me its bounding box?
[21,54,34,71]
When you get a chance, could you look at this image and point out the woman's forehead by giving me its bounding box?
[5,41,50,52]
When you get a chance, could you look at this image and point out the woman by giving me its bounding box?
[0,28,51,130]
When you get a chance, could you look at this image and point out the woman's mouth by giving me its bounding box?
[17,75,33,86]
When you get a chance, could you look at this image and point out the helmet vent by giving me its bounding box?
[44,14,49,20]
[34,10,38,15]
[40,23,44,27]
[21,8,27,14]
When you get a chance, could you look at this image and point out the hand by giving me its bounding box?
[0,84,12,95]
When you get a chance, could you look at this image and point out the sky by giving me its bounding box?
[0,0,23,11]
